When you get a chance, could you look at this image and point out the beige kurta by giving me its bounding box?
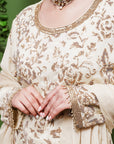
[0,0,114,143]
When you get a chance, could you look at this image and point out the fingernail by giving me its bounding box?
[40,112,45,118]
[38,106,42,112]
[46,116,51,121]
[36,115,39,119]
[46,116,49,121]
[49,116,52,121]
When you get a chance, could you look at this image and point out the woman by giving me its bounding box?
[0,0,114,143]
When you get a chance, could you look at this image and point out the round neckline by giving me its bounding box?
[34,0,102,34]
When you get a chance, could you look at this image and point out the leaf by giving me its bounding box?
[0,0,7,5]
[0,7,7,13]
[0,14,8,20]
[2,27,8,32]
[0,20,7,27]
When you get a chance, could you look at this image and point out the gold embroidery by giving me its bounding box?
[66,86,83,129]
[2,0,112,142]
[34,0,102,34]
[66,85,105,129]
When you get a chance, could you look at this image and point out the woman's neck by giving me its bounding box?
[39,0,95,28]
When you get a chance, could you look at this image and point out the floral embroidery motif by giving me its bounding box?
[0,0,113,143]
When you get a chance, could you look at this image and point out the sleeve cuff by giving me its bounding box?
[66,85,105,129]
[0,87,23,129]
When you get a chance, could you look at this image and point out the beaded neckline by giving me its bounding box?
[34,0,102,34]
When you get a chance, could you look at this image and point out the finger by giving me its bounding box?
[41,96,57,117]
[38,86,58,112]
[44,94,64,117]
[24,91,40,113]
[44,97,64,120]
[16,101,30,115]
[39,90,64,118]
[20,95,37,116]
[26,86,43,104]
[47,103,67,120]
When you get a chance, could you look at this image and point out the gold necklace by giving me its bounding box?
[51,0,74,10]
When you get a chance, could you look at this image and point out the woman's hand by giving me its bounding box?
[11,86,43,116]
[38,85,71,121]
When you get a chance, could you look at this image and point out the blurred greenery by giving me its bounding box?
[0,0,9,55]
[112,129,114,143]
[0,0,9,127]
[6,0,39,29]
[0,115,2,127]
[0,0,114,143]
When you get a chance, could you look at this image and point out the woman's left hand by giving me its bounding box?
[38,85,71,121]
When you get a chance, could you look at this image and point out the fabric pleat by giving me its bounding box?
[72,123,112,144]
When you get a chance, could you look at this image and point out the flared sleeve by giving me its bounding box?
[66,57,114,133]
[0,18,23,130]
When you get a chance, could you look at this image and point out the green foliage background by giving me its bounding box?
[0,0,9,63]
[0,0,114,143]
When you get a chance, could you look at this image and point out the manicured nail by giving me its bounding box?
[40,112,45,118]
[38,106,42,112]
[49,116,52,120]
[46,116,49,121]
[36,115,39,119]
[46,116,51,121]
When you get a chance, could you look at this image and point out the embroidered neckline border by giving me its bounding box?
[34,0,102,34]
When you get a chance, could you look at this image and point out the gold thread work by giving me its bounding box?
[34,0,102,34]
[66,85,83,129]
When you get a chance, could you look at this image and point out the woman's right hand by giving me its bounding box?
[11,86,43,116]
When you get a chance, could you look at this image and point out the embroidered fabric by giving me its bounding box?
[0,0,113,143]
[66,85,105,129]
[35,0,102,34]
